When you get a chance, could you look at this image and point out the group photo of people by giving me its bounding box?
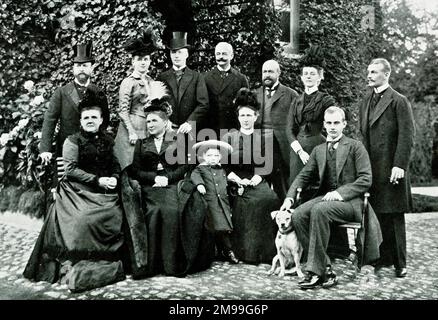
[1,0,437,302]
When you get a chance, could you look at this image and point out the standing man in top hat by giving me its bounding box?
[359,58,415,278]
[256,60,298,199]
[157,32,209,135]
[204,42,249,136]
[40,42,109,165]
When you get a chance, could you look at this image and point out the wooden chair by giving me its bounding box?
[51,157,65,200]
[294,187,370,270]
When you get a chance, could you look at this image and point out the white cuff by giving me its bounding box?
[291,141,302,154]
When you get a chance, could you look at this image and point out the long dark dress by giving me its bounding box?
[223,130,280,264]
[128,130,214,277]
[23,131,124,283]
[286,90,336,186]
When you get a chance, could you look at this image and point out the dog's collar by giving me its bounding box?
[278,229,293,235]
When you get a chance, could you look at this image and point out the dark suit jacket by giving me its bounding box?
[255,83,298,166]
[286,136,372,218]
[204,67,249,131]
[40,82,106,155]
[359,86,415,213]
[157,67,209,129]
[287,136,382,266]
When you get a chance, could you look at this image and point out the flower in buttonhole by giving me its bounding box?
[23,80,35,93]
[33,131,42,139]
[17,118,30,129]
[31,95,45,106]
[0,133,11,146]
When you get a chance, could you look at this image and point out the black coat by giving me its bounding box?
[157,67,209,129]
[359,86,415,213]
[204,67,249,132]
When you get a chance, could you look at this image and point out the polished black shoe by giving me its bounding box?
[395,268,407,278]
[322,269,338,288]
[223,250,240,264]
[299,273,323,290]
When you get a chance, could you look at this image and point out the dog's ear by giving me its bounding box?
[286,208,294,214]
[271,211,278,220]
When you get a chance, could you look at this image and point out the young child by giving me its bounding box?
[191,140,240,264]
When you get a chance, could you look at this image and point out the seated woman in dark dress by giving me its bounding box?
[127,100,213,277]
[23,90,124,288]
[222,88,281,264]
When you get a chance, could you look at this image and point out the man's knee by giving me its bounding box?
[310,202,328,222]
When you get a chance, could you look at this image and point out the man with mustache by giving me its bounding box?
[359,58,415,278]
[255,60,298,199]
[204,42,249,136]
[40,42,109,165]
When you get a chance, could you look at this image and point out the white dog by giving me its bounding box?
[268,209,304,278]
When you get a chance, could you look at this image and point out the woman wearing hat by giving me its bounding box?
[127,100,212,277]
[23,90,124,289]
[286,46,336,188]
[114,27,167,171]
[222,88,280,264]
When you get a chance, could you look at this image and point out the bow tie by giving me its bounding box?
[209,164,222,169]
[266,85,277,98]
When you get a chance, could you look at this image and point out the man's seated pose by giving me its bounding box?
[280,106,373,289]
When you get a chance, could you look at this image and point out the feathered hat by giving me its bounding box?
[233,87,260,112]
[145,98,173,118]
[78,88,110,129]
[300,45,326,73]
[123,26,157,56]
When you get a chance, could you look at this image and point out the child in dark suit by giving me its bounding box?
[191,140,240,264]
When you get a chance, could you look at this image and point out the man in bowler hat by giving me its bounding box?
[40,42,109,165]
[157,32,209,135]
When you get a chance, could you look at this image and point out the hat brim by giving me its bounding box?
[193,140,233,154]
[167,44,192,51]
[73,58,95,63]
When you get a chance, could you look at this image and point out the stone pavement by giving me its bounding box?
[0,211,438,300]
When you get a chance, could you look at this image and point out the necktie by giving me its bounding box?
[327,141,336,153]
[220,70,228,79]
[174,69,184,84]
[266,85,277,99]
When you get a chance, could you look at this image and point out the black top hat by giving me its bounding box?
[167,31,191,50]
[73,42,95,63]
[78,88,110,129]
[233,87,260,112]
[123,27,157,56]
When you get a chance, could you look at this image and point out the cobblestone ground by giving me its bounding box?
[1,213,437,300]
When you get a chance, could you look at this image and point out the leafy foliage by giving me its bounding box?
[0,0,165,189]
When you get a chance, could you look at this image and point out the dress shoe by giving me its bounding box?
[223,250,240,264]
[322,267,338,288]
[395,268,407,278]
[299,272,323,290]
